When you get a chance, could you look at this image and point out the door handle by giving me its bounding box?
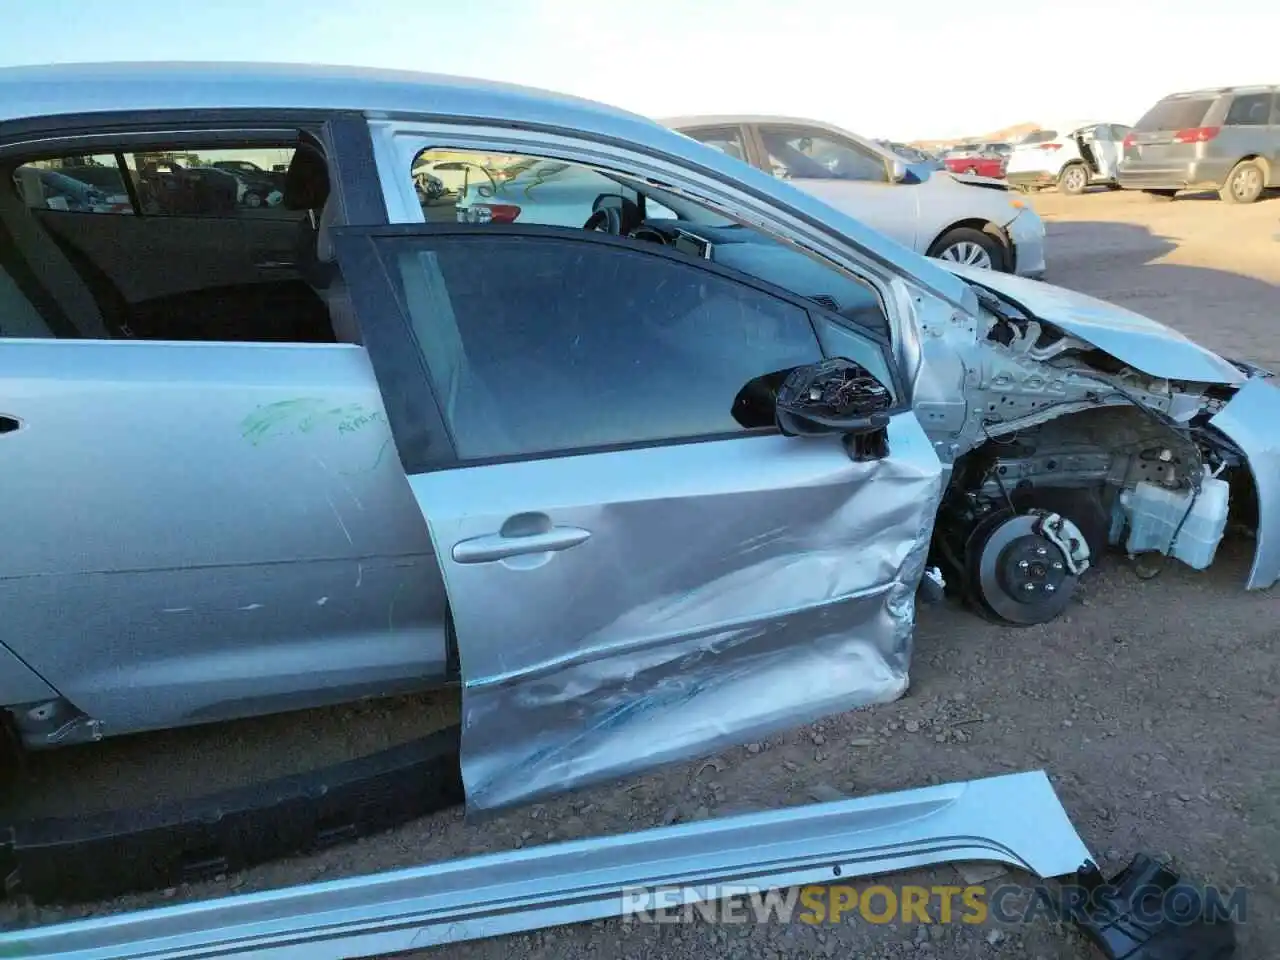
[254,259,297,270]
[452,525,591,564]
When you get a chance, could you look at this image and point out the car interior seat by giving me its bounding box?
[284,140,361,344]
[281,140,523,455]
[0,169,114,339]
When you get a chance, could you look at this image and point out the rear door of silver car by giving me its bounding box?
[0,114,449,746]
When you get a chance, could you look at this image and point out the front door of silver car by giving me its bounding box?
[327,220,943,812]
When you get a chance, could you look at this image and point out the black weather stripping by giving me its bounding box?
[0,726,462,904]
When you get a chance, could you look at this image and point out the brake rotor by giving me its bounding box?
[967,512,1080,625]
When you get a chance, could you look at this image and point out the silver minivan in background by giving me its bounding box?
[1117,85,1279,203]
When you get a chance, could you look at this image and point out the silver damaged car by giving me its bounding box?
[0,63,1276,812]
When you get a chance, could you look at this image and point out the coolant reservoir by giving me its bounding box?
[1120,467,1230,570]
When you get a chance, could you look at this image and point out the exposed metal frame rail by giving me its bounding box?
[0,771,1092,959]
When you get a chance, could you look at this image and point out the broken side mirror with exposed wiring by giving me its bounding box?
[774,358,893,462]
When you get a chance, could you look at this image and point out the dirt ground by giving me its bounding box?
[2,187,1278,959]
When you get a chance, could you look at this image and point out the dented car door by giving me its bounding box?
[332,224,943,811]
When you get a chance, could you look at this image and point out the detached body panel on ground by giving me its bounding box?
[0,770,1095,959]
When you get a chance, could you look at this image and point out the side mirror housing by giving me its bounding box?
[890,158,909,182]
[775,358,893,438]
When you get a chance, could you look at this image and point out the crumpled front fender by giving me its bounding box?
[1209,376,1280,590]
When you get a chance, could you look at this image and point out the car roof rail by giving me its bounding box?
[1166,86,1232,98]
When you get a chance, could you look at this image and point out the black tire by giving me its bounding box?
[1142,188,1178,200]
[1058,162,1089,195]
[927,227,1007,272]
[1220,159,1266,204]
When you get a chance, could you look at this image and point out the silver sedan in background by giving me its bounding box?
[664,114,1046,277]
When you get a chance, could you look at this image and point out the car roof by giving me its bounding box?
[661,114,868,134]
[0,61,655,135]
[1038,121,1108,133]
[662,114,889,156]
[1162,85,1276,99]
[0,63,976,311]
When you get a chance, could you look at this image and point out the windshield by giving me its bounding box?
[1135,97,1214,131]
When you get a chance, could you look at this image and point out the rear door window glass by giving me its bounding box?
[13,156,132,214]
[1223,93,1274,127]
[127,148,296,218]
[15,147,298,218]
[1018,130,1058,145]
[1134,98,1214,131]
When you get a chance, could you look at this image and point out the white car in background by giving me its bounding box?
[663,115,1045,277]
[1004,123,1132,195]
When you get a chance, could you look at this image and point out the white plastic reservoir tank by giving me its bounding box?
[1120,466,1230,570]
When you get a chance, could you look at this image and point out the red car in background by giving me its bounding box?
[943,142,1012,178]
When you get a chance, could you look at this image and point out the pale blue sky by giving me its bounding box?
[2,0,1275,141]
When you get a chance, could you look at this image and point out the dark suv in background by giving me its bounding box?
[1118,85,1279,203]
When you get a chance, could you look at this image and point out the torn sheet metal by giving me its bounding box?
[407,417,943,811]
[1210,376,1280,590]
[938,262,1246,386]
[0,770,1091,959]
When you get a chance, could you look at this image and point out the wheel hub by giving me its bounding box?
[996,534,1069,601]
[940,241,992,269]
[967,511,1088,625]
[1234,169,1261,198]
